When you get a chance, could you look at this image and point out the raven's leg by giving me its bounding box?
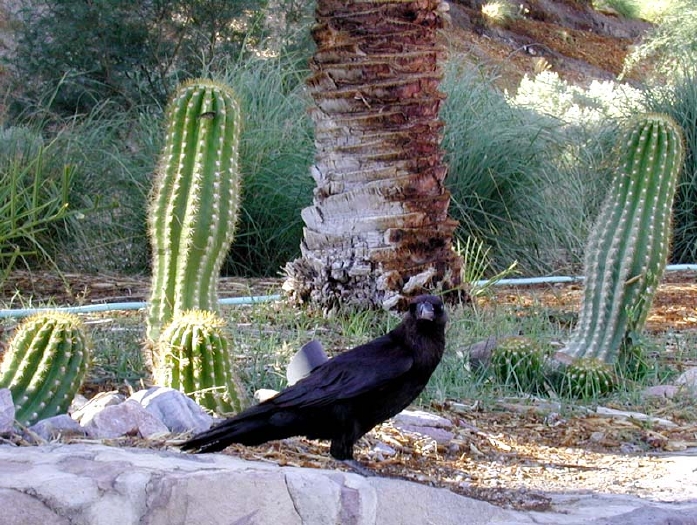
[329,437,354,461]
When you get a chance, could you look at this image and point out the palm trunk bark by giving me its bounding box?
[284,0,461,311]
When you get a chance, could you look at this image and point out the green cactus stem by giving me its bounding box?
[146,78,242,342]
[561,114,684,364]
[490,336,546,393]
[0,311,90,426]
[155,309,246,415]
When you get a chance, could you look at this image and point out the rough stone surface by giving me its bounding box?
[81,399,169,439]
[72,391,126,424]
[0,388,14,433]
[0,444,696,525]
[642,385,680,399]
[28,414,88,441]
[129,387,213,434]
[393,409,453,428]
[676,368,697,396]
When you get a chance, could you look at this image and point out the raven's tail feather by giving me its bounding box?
[179,406,301,453]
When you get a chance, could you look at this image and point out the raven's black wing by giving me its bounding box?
[268,332,414,409]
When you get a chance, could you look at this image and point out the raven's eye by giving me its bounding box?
[434,304,443,314]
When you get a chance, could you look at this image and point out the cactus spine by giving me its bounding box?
[155,309,246,415]
[147,79,242,342]
[561,114,684,364]
[0,312,90,426]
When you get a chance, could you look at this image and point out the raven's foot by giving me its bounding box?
[339,459,375,477]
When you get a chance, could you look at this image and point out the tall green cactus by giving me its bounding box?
[147,78,242,342]
[155,309,246,415]
[562,114,684,363]
[0,311,90,426]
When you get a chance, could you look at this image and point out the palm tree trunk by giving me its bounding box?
[284,0,461,311]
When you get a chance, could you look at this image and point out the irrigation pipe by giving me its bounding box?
[1,264,696,319]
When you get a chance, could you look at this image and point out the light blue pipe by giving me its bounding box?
[0,295,282,319]
[1,264,695,319]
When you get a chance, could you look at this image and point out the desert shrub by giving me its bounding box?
[48,107,160,274]
[6,0,313,117]
[441,64,596,275]
[218,56,314,277]
[3,55,314,278]
[622,0,697,78]
[0,126,85,277]
[512,71,644,125]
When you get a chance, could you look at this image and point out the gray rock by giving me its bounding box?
[392,410,455,445]
[369,442,397,459]
[393,409,453,428]
[72,391,126,425]
[642,385,679,399]
[675,368,697,396]
[0,388,14,434]
[0,488,70,525]
[129,387,213,434]
[28,414,88,442]
[394,424,455,445]
[463,335,498,370]
[0,444,696,525]
[81,399,169,439]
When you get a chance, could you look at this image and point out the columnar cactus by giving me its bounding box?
[147,79,242,342]
[0,311,90,426]
[561,114,684,364]
[155,310,246,415]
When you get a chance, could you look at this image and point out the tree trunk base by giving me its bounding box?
[283,249,461,312]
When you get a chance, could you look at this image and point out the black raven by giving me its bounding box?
[180,294,447,460]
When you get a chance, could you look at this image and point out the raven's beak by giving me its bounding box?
[416,301,435,321]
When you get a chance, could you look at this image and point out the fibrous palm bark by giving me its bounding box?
[284,0,461,311]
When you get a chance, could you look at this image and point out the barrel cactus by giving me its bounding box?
[490,336,547,393]
[561,114,684,368]
[155,309,246,415]
[0,311,90,426]
[560,358,616,399]
[146,78,242,342]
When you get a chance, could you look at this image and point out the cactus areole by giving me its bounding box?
[562,114,685,363]
[147,79,242,342]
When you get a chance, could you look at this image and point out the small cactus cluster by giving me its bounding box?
[0,311,90,426]
[147,78,242,342]
[155,310,246,415]
[490,336,547,393]
[560,358,616,399]
[561,114,684,366]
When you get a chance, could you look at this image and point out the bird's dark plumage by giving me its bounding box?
[179,294,447,460]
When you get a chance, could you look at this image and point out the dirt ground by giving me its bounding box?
[2,269,696,509]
